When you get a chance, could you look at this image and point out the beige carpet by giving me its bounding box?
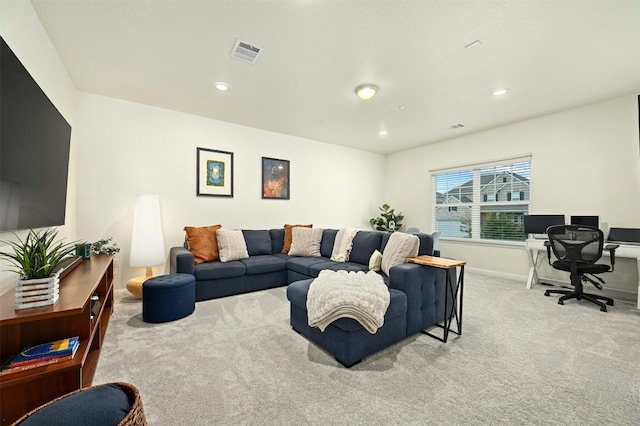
[94,271,640,425]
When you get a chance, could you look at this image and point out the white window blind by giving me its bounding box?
[431,156,531,242]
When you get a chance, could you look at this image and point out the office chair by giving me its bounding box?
[544,224,618,312]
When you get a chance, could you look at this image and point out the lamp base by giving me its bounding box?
[126,267,154,299]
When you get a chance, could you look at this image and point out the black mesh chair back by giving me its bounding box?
[547,225,604,267]
[545,224,616,312]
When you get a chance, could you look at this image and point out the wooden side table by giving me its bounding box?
[407,255,466,343]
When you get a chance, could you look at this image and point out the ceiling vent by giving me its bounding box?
[450,124,465,130]
[230,39,263,64]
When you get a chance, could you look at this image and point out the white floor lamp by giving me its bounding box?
[126,194,166,298]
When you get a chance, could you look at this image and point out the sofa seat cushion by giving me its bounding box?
[240,255,287,275]
[194,260,246,281]
[287,279,407,332]
[287,256,332,276]
[308,261,370,277]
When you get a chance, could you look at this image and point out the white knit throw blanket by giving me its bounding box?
[330,227,360,262]
[306,270,390,334]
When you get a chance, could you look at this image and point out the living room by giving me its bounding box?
[1,1,639,424]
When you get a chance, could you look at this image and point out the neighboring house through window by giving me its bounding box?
[431,156,531,242]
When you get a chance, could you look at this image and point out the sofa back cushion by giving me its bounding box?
[242,230,273,256]
[416,233,434,256]
[269,229,285,254]
[349,231,383,265]
[320,229,338,258]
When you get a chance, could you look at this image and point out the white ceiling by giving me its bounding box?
[31,0,640,155]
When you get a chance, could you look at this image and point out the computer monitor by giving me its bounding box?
[523,214,565,235]
[570,215,599,228]
[607,227,640,245]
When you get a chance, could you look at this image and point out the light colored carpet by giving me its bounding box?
[94,271,640,425]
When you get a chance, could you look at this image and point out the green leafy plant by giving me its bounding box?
[91,237,120,255]
[369,203,404,232]
[0,229,78,279]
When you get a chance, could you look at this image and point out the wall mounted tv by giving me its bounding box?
[1,37,72,232]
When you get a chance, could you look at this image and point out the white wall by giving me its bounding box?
[0,0,78,295]
[74,93,386,289]
[386,95,640,298]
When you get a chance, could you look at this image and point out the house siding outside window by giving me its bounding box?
[432,156,531,242]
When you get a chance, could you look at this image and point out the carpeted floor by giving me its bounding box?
[94,271,640,425]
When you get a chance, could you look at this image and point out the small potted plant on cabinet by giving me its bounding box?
[0,228,78,309]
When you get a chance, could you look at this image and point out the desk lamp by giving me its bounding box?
[126,194,166,298]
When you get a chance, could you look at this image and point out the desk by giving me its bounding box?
[525,238,640,309]
[407,255,466,343]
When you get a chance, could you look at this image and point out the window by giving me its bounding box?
[432,156,531,242]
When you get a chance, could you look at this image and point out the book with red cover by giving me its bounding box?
[7,354,74,372]
[10,336,79,368]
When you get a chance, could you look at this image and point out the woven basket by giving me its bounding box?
[13,382,147,426]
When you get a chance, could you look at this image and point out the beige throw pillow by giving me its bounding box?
[282,224,313,253]
[381,232,419,275]
[216,229,249,262]
[369,249,383,272]
[289,227,323,257]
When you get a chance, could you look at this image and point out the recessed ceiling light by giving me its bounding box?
[379,130,388,136]
[214,82,230,91]
[355,84,378,100]
[493,88,507,96]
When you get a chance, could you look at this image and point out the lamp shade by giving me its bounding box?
[129,194,166,267]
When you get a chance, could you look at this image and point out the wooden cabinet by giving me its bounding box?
[0,255,114,424]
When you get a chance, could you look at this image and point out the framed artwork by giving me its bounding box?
[262,157,290,200]
[197,147,234,197]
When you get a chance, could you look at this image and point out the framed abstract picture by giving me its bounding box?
[197,147,234,197]
[262,157,290,200]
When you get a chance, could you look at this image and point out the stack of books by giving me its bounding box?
[3,336,79,372]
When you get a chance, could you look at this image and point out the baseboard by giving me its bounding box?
[466,267,637,304]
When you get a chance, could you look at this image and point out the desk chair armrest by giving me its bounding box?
[544,240,551,265]
[604,244,619,270]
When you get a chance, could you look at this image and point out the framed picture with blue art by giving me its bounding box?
[262,157,290,200]
[197,147,233,197]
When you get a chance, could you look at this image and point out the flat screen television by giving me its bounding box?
[1,37,72,232]
[523,214,565,235]
[570,215,599,228]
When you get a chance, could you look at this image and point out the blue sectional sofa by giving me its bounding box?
[170,228,454,367]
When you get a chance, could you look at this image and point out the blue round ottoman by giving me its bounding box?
[15,382,146,425]
[143,273,195,323]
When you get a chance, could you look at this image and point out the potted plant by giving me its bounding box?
[0,228,78,309]
[369,203,404,232]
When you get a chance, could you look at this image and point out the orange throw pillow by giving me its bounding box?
[282,224,312,253]
[184,225,222,264]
